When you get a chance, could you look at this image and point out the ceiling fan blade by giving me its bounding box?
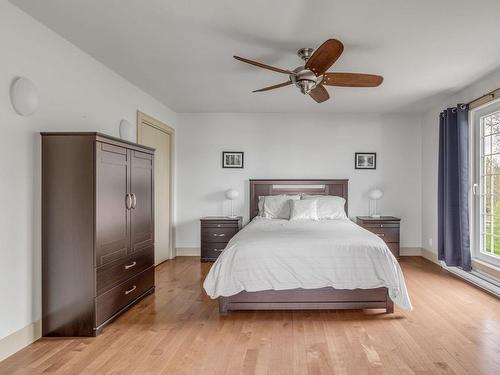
[252,81,292,93]
[305,39,344,76]
[322,73,383,87]
[309,85,330,103]
[234,56,291,75]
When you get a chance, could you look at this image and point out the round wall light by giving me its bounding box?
[119,119,134,141]
[10,77,39,116]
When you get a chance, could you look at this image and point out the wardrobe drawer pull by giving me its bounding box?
[376,233,385,237]
[213,249,224,252]
[124,261,137,270]
[125,285,137,295]
[213,233,226,237]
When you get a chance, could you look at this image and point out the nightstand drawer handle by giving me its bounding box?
[124,261,137,270]
[125,285,137,295]
[376,233,385,237]
[213,248,224,252]
[213,233,226,237]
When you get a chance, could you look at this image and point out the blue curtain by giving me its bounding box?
[438,104,471,271]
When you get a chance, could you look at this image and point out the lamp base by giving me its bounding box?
[370,214,381,218]
[227,215,238,218]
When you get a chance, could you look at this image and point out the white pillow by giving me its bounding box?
[289,199,318,221]
[261,194,300,219]
[301,195,347,220]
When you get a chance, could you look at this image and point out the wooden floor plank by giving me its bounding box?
[1,256,499,375]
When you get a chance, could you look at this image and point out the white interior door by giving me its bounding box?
[138,115,173,265]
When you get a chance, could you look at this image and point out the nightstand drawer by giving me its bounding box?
[201,242,227,260]
[202,222,239,228]
[368,227,399,243]
[202,227,238,242]
[386,243,400,258]
[361,223,400,229]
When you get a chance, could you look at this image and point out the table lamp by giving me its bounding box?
[368,188,383,218]
[225,188,239,218]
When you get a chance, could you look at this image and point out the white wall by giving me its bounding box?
[0,1,177,342]
[177,113,422,251]
[421,66,500,255]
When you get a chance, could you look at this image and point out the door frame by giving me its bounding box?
[136,111,175,261]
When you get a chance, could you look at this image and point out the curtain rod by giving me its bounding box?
[468,88,500,109]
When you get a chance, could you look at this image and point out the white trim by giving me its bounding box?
[175,247,200,256]
[421,248,500,296]
[0,320,41,362]
[421,248,440,265]
[441,263,500,297]
[469,100,500,269]
[400,247,422,256]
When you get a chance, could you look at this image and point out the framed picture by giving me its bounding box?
[222,151,244,168]
[355,152,376,169]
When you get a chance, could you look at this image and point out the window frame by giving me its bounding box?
[470,98,500,268]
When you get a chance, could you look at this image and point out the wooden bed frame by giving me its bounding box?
[218,179,394,314]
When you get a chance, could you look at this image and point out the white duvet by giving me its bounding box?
[203,217,412,310]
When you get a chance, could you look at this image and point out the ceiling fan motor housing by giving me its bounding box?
[290,67,322,94]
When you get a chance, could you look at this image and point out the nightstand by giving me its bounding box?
[200,216,242,262]
[356,216,401,259]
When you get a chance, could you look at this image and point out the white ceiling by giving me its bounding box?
[10,0,500,113]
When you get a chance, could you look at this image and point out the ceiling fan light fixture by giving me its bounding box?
[297,80,316,95]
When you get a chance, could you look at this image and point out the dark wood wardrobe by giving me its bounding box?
[41,132,155,336]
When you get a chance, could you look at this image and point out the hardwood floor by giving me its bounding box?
[1,257,499,374]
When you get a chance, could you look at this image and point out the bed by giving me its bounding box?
[203,179,412,313]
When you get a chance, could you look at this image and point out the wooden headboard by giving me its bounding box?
[249,179,348,220]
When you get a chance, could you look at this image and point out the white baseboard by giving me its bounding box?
[421,248,440,265]
[0,320,41,362]
[175,247,200,256]
[400,247,422,256]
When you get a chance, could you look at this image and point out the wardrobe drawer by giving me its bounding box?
[366,227,399,243]
[96,246,154,295]
[95,267,154,327]
[201,227,238,242]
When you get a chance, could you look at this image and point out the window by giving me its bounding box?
[471,99,500,268]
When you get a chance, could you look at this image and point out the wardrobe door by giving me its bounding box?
[95,143,130,267]
[129,150,154,253]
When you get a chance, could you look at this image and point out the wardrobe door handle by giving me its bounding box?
[125,285,137,295]
[131,193,137,209]
[124,261,137,270]
[125,194,132,210]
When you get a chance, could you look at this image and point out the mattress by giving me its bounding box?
[203,217,412,310]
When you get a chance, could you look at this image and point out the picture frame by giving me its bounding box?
[222,151,244,168]
[355,152,376,169]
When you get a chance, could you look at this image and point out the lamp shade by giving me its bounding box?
[225,188,239,200]
[10,77,39,116]
[368,188,383,200]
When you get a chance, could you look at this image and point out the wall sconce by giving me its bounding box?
[10,77,39,116]
[119,119,134,141]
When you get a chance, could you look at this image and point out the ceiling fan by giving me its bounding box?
[233,38,383,103]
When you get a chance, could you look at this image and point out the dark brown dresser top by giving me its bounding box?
[201,216,243,221]
[356,216,401,223]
